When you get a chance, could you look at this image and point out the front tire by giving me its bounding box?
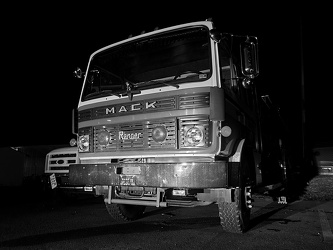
[218,144,253,233]
[105,203,146,221]
[218,187,251,233]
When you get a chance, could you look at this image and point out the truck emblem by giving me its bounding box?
[119,131,143,140]
[105,101,157,115]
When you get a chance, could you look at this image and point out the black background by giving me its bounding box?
[2,3,331,157]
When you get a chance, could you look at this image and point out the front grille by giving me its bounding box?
[94,118,177,152]
[46,152,78,172]
[90,115,210,152]
[179,93,209,109]
[50,153,77,158]
[78,92,210,122]
[79,92,212,153]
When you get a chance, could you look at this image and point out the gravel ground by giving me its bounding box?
[300,175,333,201]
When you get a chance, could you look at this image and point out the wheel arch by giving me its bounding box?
[228,138,257,187]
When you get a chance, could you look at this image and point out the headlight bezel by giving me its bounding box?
[78,134,90,152]
[185,126,204,146]
[179,116,210,149]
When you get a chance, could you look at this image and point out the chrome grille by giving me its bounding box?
[47,152,78,172]
[179,93,209,109]
[78,92,210,122]
[94,118,177,152]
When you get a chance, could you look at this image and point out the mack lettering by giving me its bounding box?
[105,101,156,115]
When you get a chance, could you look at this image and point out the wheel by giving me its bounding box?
[218,145,253,233]
[105,203,146,221]
[218,187,251,233]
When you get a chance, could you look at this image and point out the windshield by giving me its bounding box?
[81,26,212,101]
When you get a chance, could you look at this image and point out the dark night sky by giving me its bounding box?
[2,4,332,153]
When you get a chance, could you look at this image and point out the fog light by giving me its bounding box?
[97,130,111,145]
[152,126,167,142]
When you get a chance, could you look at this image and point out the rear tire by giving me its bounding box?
[105,203,146,221]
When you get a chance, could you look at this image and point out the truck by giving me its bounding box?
[43,146,95,196]
[69,19,289,233]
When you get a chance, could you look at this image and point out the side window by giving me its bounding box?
[218,42,255,111]
[218,43,239,97]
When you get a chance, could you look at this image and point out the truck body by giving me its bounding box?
[69,20,288,233]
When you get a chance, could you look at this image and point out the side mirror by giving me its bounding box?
[240,36,259,79]
[209,29,223,43]
[73,67,85,79]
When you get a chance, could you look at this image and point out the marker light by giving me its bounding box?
[221,126,232,137]
[69,138,77,146]
[152,126,167,142]
[185,126,203,146]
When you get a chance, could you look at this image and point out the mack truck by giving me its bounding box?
[69,19,289,233]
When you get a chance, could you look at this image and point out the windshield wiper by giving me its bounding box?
[135,79,179,89]
[84,90,121,100]
[160,80,179,89]
[124,81,141,100]
[94,65,141,100]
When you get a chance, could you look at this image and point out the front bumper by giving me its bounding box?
[69,162,229,188]
[41,173,95,194]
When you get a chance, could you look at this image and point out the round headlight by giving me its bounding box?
[78,135,90,152]
[97,130,111,146]
[152,126,167,142]
[185,127,203,145]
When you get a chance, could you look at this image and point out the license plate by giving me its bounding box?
[50,173,57,189]
[122,166,141,175]
[120,175,136,186]
[84,186,93,192]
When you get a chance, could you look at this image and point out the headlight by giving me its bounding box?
[78,135,90,152]
[185,126,203,146]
